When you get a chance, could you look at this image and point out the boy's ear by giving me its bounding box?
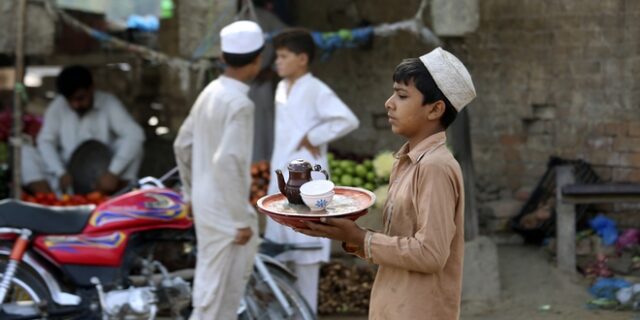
[427,100,446,121]
[298,52,309,65]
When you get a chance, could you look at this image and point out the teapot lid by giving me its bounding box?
[287,159,312,172]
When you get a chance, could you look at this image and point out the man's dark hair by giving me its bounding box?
[56,65,93,98]
[222,46,264,68]
[392,58,458,129]
[273,28,315,63]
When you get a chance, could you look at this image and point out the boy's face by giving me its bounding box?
[275,48,308,79]
[385,80,438,138]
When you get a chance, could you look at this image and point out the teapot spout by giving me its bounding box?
[275,169,286,195]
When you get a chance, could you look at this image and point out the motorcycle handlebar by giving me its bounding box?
[111,167,180,197]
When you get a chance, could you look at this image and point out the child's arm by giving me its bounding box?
[305,89,359,147]
[212,105,255,229]
[300,165,460,272]
[174,113,195,202]
[364,166,458,273]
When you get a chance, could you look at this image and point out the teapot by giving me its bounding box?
[275,159,329,205]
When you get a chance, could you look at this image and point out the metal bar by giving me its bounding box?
[254,256,293,317]
[158,167,179,183]
[12,0,28,199]
[562,195,640,204]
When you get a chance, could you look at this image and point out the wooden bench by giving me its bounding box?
[555,165,640,274]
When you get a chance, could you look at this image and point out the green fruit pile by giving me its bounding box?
[328,153,388,192]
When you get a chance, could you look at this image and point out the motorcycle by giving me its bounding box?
[0,172,316,320]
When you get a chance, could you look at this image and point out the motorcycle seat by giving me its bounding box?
[0,200,94,234]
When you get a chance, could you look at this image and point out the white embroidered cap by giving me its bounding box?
[220,20,264,54]
[419,47,476,111]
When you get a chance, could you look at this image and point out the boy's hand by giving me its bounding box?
[295,218,366,247]
[297,136,321,159]
[234,227,253,245]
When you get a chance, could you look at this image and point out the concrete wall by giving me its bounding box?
[454,0,640,193]
[0,1,54,55]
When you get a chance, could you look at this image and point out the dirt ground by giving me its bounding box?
[321,245,638,320]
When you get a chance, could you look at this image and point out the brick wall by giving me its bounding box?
[297,0,640,195]
[452,0,640,192]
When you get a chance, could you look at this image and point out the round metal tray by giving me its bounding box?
[256,187,375,228]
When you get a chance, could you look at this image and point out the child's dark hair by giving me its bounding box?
[392,58,458,129]
[273,28,315,63]
[57,65,93,98]
[222,46,264,68]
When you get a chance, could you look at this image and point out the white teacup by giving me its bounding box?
[301,191,335,211]
[300,180,335,196]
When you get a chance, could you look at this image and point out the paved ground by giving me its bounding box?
[320,245,638,320]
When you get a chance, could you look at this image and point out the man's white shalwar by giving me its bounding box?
[174,76,258,320]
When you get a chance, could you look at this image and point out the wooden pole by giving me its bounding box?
[556,165,576,274]
[449,108,479,241]
[12,0,27,199]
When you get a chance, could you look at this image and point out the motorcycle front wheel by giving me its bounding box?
[0,260,51,318]
[242,266,315,320]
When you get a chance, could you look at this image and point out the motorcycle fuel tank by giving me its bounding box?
[34,188,191,266]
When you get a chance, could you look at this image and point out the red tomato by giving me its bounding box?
[86,192,102,202]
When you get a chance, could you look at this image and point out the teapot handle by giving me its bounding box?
[313,164,330,180]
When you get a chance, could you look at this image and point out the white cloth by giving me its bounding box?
[189,227,257,320]
[265,73,359,264]
[174,75,259,318]
[221,20,264,54]
[36,90,145,180]
[292,262,321,315]
[21,144,48,185]
[419,47,476,111]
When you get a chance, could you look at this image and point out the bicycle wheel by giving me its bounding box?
[242,266,315,320]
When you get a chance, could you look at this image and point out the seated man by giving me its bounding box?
[22,65,145,195]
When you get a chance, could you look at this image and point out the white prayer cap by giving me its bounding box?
[220,20,264,54]
[419,47,476,111]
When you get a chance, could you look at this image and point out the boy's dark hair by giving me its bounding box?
[56,65,93,98]
[273,28,315,63]
[392,58,458,129]
[222,46,264,68]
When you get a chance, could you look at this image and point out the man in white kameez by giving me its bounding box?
[265,28,360,314]
[23,65,145,195]
[173,21,264,320]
